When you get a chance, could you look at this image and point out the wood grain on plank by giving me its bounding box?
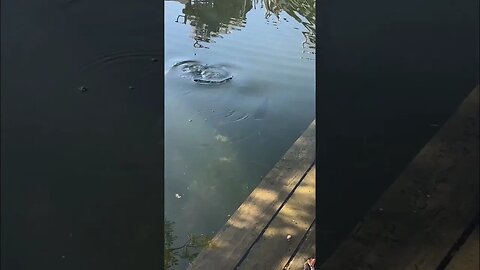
[318,86,479,270]
[285,222,316,270]
[189,120,316,270]
[238,165,316,270]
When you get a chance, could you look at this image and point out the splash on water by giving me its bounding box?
[170,60,233,85]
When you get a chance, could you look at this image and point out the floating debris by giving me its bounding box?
[128,86,135,90]
[175,193,182,199]
[215,134,229,142]
[219,157,232,163]
[286,234,292,241]
[150,58,158,62]
[188,119,193,122]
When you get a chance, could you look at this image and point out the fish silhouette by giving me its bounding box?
[253,97,269,120]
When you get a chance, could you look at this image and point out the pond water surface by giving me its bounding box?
[164,0,315,268]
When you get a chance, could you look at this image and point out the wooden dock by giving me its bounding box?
[444,224,479,270]
[318,86,479,270]
[188,120,316,270]
[187,85,478,269]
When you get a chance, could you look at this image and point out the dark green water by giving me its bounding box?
[1,1,165,269]
[164,0,315,268]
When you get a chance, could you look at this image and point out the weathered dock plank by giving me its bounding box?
[318,86,479,270]
[188,120,315,270]
[445,224,479,270]
[285,222,316,270]
[237,165,316,270]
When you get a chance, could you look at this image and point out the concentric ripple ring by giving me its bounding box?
[171,60,233,85]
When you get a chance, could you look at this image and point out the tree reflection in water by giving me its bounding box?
[164,219,214,269]
[171,0,315,54]
[264,0,316,54]
[180,0,252,49]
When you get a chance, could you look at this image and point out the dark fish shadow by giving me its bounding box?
[253,97,269,120]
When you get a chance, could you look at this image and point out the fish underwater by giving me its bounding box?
[165,59,271,140]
